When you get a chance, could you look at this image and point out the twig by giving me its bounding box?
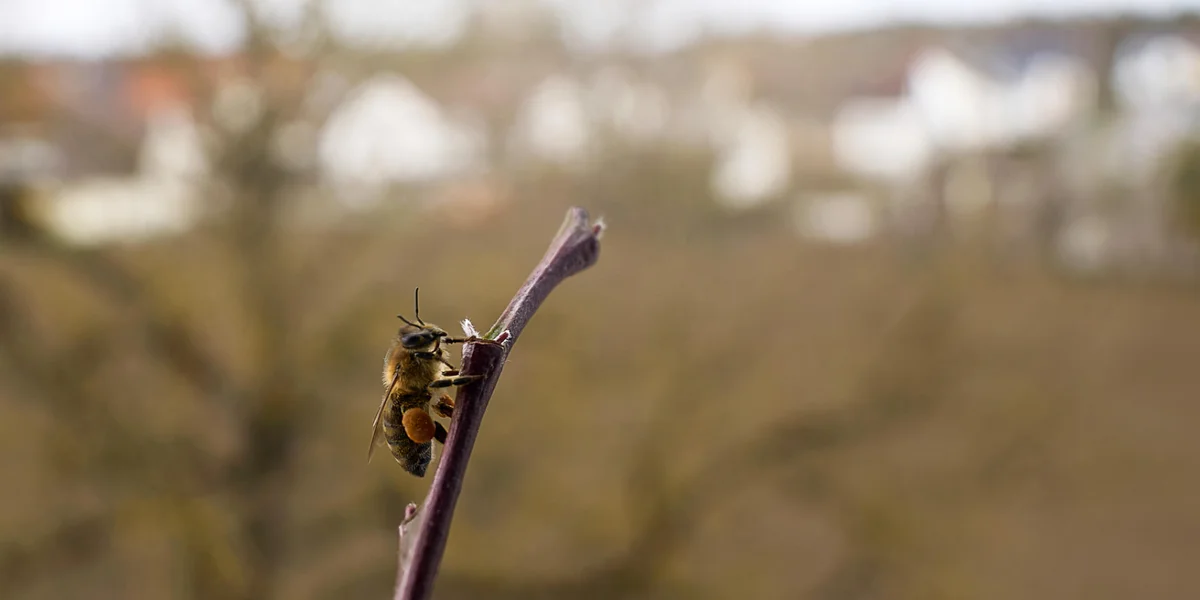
[393,207,604,600]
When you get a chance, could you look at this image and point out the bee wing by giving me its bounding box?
[367,393,389,463]
[368,371,404,463]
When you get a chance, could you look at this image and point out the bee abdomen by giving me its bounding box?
[382,391,434,476]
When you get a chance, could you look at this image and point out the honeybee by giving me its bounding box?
[368,288,482,476]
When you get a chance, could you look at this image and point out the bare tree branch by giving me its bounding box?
[393,207,604,600]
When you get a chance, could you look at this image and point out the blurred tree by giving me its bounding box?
[1165,136,1200,245]
[0,2,360,598]
[0,182,43,242]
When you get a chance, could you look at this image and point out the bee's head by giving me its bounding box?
[397,323,447,350]
[395,286,446,350]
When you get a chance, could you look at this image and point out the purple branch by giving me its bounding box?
[394,207,604,600]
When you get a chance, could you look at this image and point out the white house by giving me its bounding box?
[830,97,934,185]
[832,42,1096,184]
[318,73,487,204]
[42,176,198,245]
[41,102,206,246]
[709,101,792,209]
[827,41,1098,247]
[905,45,1095,153]
[671,59,792,209]
[1114,34,1200,111]
[1105,34,1200,183]
[138,103,208,181]
[585,66,670,147]
[507,74,593,169]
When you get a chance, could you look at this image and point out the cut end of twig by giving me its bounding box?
[592,216,606,239]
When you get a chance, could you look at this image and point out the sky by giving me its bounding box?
[0,0,1197,57]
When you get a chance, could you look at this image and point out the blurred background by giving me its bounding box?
[2,1,1200,599]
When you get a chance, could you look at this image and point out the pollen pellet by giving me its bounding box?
[401,408,436,444]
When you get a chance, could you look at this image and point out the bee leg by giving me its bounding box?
[428,374,484,389]
[413,351,457,370]
[433,422,449,444]
[442,336,479,345]
[441,369,459,376]
[434,393,454,417]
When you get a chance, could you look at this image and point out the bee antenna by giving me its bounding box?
[397,314,419,328]
[414,287,426,326]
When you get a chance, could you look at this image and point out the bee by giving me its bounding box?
[368,288,482,476]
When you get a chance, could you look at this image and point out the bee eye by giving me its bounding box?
[401,332,433,349]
